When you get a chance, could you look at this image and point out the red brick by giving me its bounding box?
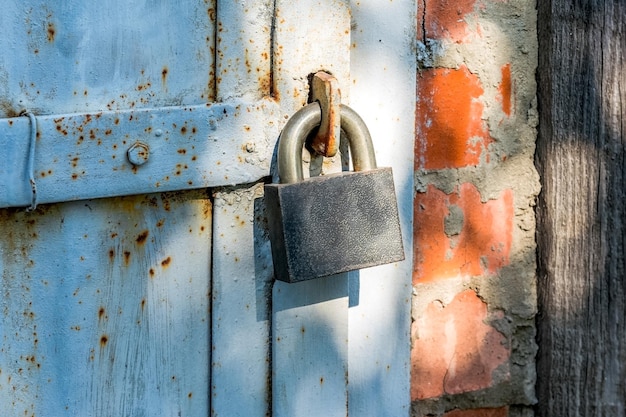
[444,407,509,417]
[410,290,510,400]
[416,66,492,170]
[497,64,512,116]
[420,0,477,42]
[413,183,513,284]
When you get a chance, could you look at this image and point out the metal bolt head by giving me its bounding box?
[127,142,150,166]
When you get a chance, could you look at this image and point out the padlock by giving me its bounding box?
[264,102,404,283]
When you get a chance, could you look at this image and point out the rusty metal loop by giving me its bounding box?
[277,102,377,184]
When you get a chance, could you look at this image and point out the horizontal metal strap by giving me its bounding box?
[0,99,281,208]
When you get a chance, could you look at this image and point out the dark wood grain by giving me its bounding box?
[536,1,626,415]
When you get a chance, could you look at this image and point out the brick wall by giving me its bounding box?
[411,1,539,416]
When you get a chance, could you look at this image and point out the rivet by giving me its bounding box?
[127,142,150,166]
[245,141,256,153]
[155,129,163,137]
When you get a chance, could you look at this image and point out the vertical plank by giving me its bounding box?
[211,184,274,417]
[216,0,273,101]
[272,0,351,111]
[0,0,216,116]
[211,2,274,416]
[348,1,416,416]
[272,279,349,417]
[0,191,211,416]
[271,1,352,416]
[536,1,626,415]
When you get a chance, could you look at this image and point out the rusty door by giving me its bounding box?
[0,1,415,416]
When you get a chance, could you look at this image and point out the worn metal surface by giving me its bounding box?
[266,168,404,282]
[0,101,280,208]
[0,192,212,416]
[273,103,377,184]
[266,103,403,282]
[309,71,341,157]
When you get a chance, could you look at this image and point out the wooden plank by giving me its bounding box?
[271,1,352,416]
[536,1,626,415]
[211,2,275,416]
[0,191,212,416]
[0,0,216,117]
[347,1,415,416]
[216,0,273,101]
[272,278,349,417]
[211,184,274,417]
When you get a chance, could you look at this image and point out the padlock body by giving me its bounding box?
[264,167,404,283]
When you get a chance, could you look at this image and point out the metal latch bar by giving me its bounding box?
[0,99,280,208]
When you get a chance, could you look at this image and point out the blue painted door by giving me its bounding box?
[0,1,416,416]
[0,2,215,415]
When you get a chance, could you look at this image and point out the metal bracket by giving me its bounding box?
[0,99,281,208]
[308,71,341,157]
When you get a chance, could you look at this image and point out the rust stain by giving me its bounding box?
[98,307,106,321]
[100,335,108,348]
[123,251,131,265]
[162,67,169,86]
[149,268,155,278]
[140,298,146,311]
[207,7,216,21]
[47,22,56,42]
[188,392,193,399]
[136,230,149,245]
[0,100,21,118]
[108,248,115,261]
[161,257,172,268]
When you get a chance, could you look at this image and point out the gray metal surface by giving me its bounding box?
[266,167,404,282]
[276,102,377,184]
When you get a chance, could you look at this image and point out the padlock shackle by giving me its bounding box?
[278,102,377,184]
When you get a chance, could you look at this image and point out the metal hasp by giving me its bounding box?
[308,71,341,157]
[265,102,405,283]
